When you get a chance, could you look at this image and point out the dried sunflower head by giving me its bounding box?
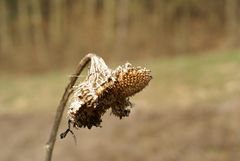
[67,55,152,130]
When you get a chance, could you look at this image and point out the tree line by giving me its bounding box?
[0,0,239,72]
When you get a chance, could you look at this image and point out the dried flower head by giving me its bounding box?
[62,55,151,137]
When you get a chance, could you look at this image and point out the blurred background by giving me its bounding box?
[0,0,240,161]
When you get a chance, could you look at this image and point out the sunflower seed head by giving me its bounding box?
[67,55,152,129]
[112,63,152,98]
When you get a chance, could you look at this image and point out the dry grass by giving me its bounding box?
[0,51,240,161]
[134,50,240,109]
[1,104,240,161]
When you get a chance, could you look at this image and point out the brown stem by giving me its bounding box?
[44,53,95,161]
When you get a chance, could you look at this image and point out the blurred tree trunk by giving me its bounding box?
[103,0,115,53]
[153,0,166,54]
[84,0,97,51]
[63,1,85,65]
[17,0,31,49]
[0,0,13,61]
[174,2,191,54]
[85,0,96,26]
[30,0,49,69]
[225,0,239,46]
[115,0,129,57]
[49,0,63,46]
[48,0,64,67]
[17,0,32,68]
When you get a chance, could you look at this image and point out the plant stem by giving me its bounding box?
[44,53,95,161]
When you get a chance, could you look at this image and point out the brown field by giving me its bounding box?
[0,51,240,161]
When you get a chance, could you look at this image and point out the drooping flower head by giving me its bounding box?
[67,55,152,129]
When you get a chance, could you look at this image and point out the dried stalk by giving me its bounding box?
[45,53,152,161]
[44,53,95,161]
